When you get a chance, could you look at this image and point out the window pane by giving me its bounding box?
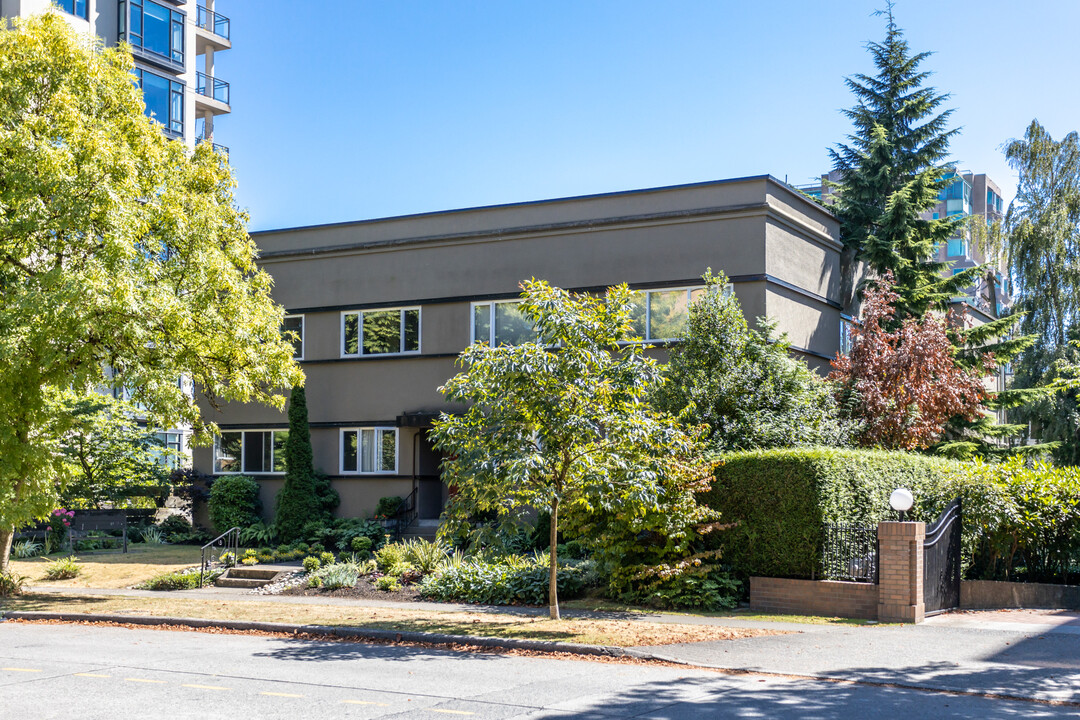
[379,430,396,472]
[360,429,375,472]
[282,316,303,358]
[273,431,288,472]
[342,431,357,472]
[131,4,142,37]
[649,290,690,340]
[243,431,268,473]
[169,84,183,132]
[142,1,171,56]
[628,292,647,338]
[140,71,170,126]
[363,310,401,354]
[403,309,420,352]
[171,15,184,62]
[215,432,241,473]
[494,302,536,346]
[343,313,359,355]
[473,304,491,344]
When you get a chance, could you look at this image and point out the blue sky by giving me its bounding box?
[216,1,1080,232]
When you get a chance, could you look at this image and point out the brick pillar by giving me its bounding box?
[877,521,925,623]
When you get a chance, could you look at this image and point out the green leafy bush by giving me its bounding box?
[318,551,335,566]
[302,556,320,573]
[315,564,359,590]
[933,458,1080,583]
[374,575,402,592]
[374,542,406,573]
[0,571,27,597]
[208,475,262,534]
[13,539,42,558]
[419,557,591,605]
[137,568,221,590]
[240,521,276,547]
[140,527,166,545]
[43,556,81,581]
[615,567,740,611]
[701,447,966,579]
[374,496,403,518]
[402,538,447,575]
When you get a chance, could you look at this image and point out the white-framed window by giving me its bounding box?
[340,427,397,474]
[154,431,183,469]
[471,300,538,347]
[214,430,289,474]
[282,314,304,360]
[627,286,708,342]
[840,316,858,356]
[341,308,420,357]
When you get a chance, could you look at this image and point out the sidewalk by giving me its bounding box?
[19,586,1080,704]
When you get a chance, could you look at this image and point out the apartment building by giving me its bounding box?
[0,0,232,152]
[1,0,233,465]
[192,176,849,523]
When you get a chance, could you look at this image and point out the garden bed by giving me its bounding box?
[280,576,422,603]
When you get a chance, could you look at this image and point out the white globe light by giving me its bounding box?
[889,488,914,513]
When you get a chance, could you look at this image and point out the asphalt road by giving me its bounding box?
[1,622,1078,719]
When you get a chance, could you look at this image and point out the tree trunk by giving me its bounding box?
[548,498,559,620]
[0,526,13,575]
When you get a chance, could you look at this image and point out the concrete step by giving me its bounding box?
[227,567,281,580]
[214,577,269,589]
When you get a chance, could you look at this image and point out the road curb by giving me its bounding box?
[0,610,665,662]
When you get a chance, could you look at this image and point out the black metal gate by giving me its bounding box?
[923,497,962,615]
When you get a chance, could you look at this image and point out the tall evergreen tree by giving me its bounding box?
[829,2,975,319]
[273,385,321,542]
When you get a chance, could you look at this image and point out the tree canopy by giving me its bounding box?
[829,3,976,318]
[0,14,302,571]
[431,280,718,619]
[654,270,853,451]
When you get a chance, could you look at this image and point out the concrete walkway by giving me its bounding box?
[21,585,1080,705]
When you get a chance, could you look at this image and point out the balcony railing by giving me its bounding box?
[196,136,229,156]
[195,72,230,105]
[196,5,230,40]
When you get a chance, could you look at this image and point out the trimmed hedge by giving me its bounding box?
[699,447,966,579]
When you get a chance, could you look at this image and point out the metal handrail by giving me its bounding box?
[389,489,418,540]
[199,526,240,587]
[195,5,230,40]
[195,71,230,105]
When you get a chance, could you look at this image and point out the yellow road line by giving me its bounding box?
[74,673,111,678]
[342,700,390,706]
[182,684,230,691]
[431,711,475,716]
[260,692,304,698]
[125,678,167,684]
[2,668,41,673]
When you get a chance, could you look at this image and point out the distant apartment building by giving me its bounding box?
[192,176,851,523]
[1,0,232,152]
[2,0,234,467]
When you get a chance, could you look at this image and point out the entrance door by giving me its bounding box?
[923,498,962,615]
[414,430,446,520]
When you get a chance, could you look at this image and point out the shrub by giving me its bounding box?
[273,386,328,542]
[615,566,740,611]
[402,538,447,575]
[419,557,590,605]
[302,556,320,573]
[351,536,373,555]
[208,475,262,534]
[0,572,27,597]
[43,556,81,581]
[240,521,276,547]
[137,568,221,591]
[701,447,966,579]
[318,550,336,566]
[935,458,1080,583]
[219,551,236,567]
[374,542,406,573]
[374,496,403,519]
[13,539,42,558]
[375,575,402,592]
[240,556,258,566]
[315,564,359,590]
[140,527,166,546]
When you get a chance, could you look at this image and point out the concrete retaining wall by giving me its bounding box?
[961,580,1080,610]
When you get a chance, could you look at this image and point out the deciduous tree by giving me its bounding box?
[829,274,988,450]
[432,280,718,619]
[0,14,302,573]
